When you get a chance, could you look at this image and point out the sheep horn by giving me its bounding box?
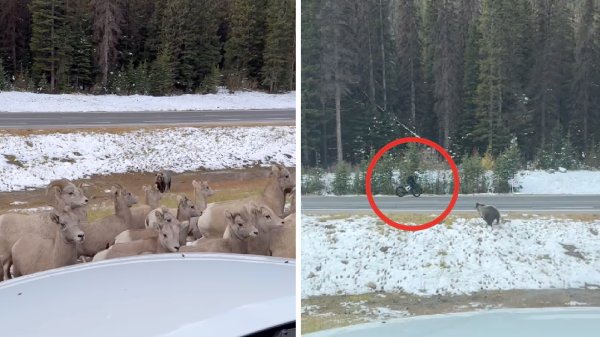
[46,179,70,195]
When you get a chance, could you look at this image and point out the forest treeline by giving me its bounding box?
[0,0,295,95]
[302,0,600,169]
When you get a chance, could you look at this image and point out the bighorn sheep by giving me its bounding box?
[180,210,258,254]
[130,184,163,229]
[0,179,88,280]
[115,207,191,245]
[270,213,296,258]
[196,164,294,239]
[224,203,284,256]
[174,195,202,245]
[144,195,200,246]
[284,187,296,217]
[93,210,181,262]
[78,184,138,257]
[11,209,85,277]
[192,179,214,210]
[155,170,173,193]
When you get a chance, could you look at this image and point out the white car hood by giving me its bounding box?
[305,307,600,337]
[0,253,295,337]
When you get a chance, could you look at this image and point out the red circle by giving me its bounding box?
[365,137,460,232]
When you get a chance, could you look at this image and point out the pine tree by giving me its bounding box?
[149,49,174,96]
[0,59,9,90]
[68,0,94,91]
[473,0,531,156]
[160,0,222,93]
[29,0,71,92]
[332,161,351,195]
[224,0,268,89]
[262,0,295,93]
[494,139,521,192]
[528,0,574,151]
[571,0,600,152]
[199,65,222,94]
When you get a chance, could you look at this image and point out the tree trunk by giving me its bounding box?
[410,58,416,124]
[50,1,55,92]
[379,0,387,111]
[335,81,343,163]
[367,23,376,112]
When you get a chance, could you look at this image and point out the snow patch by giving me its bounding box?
[0,89,295,112]
[0,126,295,191]
[302,215,600,298]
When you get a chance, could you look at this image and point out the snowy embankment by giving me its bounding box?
[0,126,295,191]
[0,89,295,112]
[518,170,600,194]
[302,215,600,298]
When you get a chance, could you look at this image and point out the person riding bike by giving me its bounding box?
[396,174,422,197]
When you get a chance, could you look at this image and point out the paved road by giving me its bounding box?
[302,195,600,213]
[0,109,295,128]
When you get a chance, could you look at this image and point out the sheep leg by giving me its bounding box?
[2,259,12,280]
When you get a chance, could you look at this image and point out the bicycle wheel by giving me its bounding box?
[411,185,422,197]
[395,186,407,197]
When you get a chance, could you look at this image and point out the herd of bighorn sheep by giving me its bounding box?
[0,164,296,280]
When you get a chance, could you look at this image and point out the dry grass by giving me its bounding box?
[0,122,294,136]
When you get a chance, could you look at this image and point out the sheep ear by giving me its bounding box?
[177,195,184,203]
[154,210,164,221]
[50,213,60,224]
[271,165,280,173]
[224,210,233,221]
[142,185,149,192]
[192,180,200,188]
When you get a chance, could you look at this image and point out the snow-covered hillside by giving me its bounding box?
[0,89,295,112]
[302,215,600,298]
[0,126,295,191]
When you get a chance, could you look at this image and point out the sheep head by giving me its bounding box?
[270,164,294,192]
[192,179,214,197]
[155,210,181,252]
[176,195,202,219]
[46,179,89,210]
[246,203,283,230]
[50,209,84,244]
[225,209,258,239]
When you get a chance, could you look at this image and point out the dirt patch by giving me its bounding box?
[2,154,24,168]
[302,288,600,334]
[0,167,296,214]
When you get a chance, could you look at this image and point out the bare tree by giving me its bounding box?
[91,0,123,87]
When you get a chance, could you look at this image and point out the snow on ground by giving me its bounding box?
[0,126,295,191]
[302,215,600,298]
[0,89,295,112]
[517,170,600,194]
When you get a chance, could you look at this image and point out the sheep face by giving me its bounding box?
[271,164,295,192]
[48,180,89,209]
[155,211,181,252]
[226,211,259,239]
[250,204,284,230]
[192,180,214,197]
[50,211,84,244]
[119,188,139,207]
[177,195,202,219]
